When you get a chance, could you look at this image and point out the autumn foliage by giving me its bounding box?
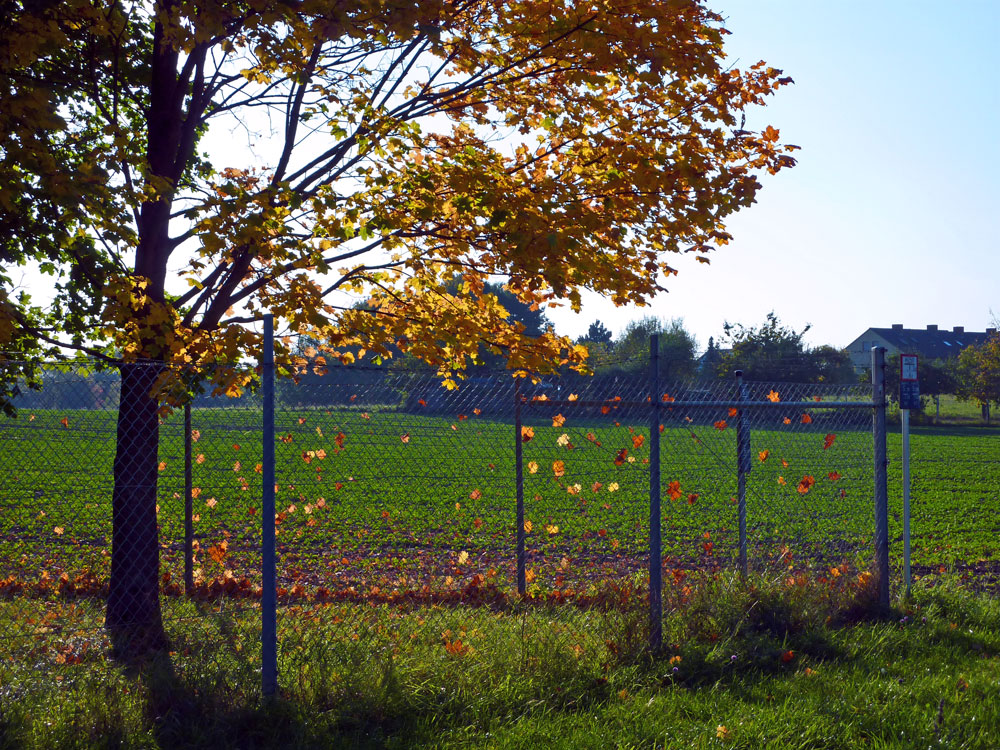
[1,0,795,657]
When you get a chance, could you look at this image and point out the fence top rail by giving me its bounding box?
[523,399,879,409]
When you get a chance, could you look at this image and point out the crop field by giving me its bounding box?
[1,393,998,748]
[1,395,996,606]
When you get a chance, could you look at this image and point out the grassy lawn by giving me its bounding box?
[1,576,998,748]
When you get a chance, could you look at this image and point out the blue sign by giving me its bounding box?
[900,380,920,410]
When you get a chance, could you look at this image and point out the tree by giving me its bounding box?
[809,344,856,385]
[956,335,1000,424]
[1,1,796,657]
[716,312,816,382]
[606,316,698,381]
[699,335,722,377]
[883,353,959,414]
[583,320,613,346]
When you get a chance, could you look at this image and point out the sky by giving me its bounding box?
[546,0,1000,351]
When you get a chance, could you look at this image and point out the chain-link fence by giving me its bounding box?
[0,341,892,716]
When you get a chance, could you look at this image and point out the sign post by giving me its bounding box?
[899,353,918,597]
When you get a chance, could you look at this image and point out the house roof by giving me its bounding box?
[860,325,996,359]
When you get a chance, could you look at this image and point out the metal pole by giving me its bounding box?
[649,334,662,651]
[902,408,911,597]
[515,379,526,595]
[735,371,748,578]
[184,402,194,594]
[872,346,890,609]
[262,314,278,696]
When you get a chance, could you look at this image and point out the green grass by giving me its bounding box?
[2,575,999,748]
[1,403,997,603]
[2,400,999,747]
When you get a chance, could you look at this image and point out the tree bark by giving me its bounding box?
[106,361,169,658]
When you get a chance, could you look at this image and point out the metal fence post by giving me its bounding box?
[184,402,194,594]
[262,315,278,696]
[515,378,526,595]
[872,346,891,609]
[648,335,662,651]
[735,371,749,578]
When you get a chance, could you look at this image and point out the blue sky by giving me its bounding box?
[548,0,1000,350]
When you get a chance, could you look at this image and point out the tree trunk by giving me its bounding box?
[106,361,169,658]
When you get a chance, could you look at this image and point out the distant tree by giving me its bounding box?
[809,345,856,384]
[583,320,614,346]
[955,334,1000,424]
[716,312,817,382]
[883,354,959,413]
[607,316,698,381]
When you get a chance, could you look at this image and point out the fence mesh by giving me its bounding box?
[1,357,890,723]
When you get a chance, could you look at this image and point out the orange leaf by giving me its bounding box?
[418,399,426,406]
[632,434,645,449]
[713,420,727,430]
[687,493,698,505]
[568,394,578,401]
[521,426,534,443]
[157,461,166,472]
[766,390,780,403]
[667,481,682,501]
[781,459,789,468]
[614,448,628,466]
[552,413,566,427]
[473,408,482,415]
[458,414,467,421]
[801,413,812,424]
[400,433,410,443]
[728,407,738,417]
[758,449,770,462]
[778,476,786,486]
[59,417,69,428]
[601,405,610,415]
[823,433,836,450]
[796,475,816,494]
[782,417,791,425]
[662,393,675,403]
[552,460,565,478]
[828,471,841,481]
[469,489,482,500]
[781,649,795,662]
[53,526,64,535]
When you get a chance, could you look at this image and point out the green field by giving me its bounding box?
[2,401,999,748]
[1,402,997,602]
